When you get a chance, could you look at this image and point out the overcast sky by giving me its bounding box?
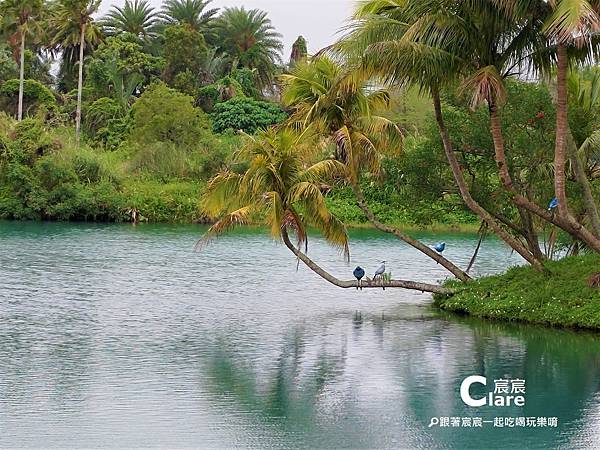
[99,0,356,59]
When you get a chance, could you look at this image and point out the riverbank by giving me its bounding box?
[435,253,600,330]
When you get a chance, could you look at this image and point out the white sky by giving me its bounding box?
[99,0,356,59]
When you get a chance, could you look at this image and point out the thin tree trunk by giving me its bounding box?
[488,98,600,253]
[280,228,454,295]
[75,23,86,147]
[17,32,25,121]
[568,132,600,238]
[555,44,570,217]
[431,88,546,272]
[349,182,471,282]
[466,223,486,274]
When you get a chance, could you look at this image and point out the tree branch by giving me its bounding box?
[281,228,455,295]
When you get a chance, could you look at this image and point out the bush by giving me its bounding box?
[0,79,57,118]
[211,97,286,133]
[130,82,207,147]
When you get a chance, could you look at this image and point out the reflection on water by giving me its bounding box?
[1,222,599,448]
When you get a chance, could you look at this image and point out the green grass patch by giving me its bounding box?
[435,254,600,330]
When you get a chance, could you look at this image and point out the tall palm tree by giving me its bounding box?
[344,0,600,254]
[539,0,600,221]
[0,0,44,121]
[102,0,159,39]
[50,0,102,147]
[199,127,451,294]
[281,56,471,281]
[160,0,218,34]
[337,0,547,271]
[213,7,283,90]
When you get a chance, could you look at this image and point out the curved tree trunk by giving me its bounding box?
[431,88,546,272]
[488,99,600,253]
[75,23,86,148]
[349,182,471,282]
[280,228,454,295]
[17,32,25,121]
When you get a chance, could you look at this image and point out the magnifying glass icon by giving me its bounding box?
[428,417,439,428]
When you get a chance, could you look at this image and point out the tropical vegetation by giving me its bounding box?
[0,0,599,306]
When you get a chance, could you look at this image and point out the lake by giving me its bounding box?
[1,221,599,449]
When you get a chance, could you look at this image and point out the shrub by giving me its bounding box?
[130,82,207,147]
[0,79,57,118]
[211,97,286,133]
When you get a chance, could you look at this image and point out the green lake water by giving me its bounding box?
[1,221,599,449]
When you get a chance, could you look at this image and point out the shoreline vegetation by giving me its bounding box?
[1,1,600,325]
[435,253,600,330]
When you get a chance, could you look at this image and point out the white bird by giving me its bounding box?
[374,261,386,279]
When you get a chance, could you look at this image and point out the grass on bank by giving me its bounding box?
[435,253,600,330]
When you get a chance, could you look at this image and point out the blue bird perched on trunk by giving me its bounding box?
[433,242,446,253]
[548,197,559,211]
[353,266,365,290]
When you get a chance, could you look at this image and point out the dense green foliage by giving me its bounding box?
[435,253,600,329]
[211,97,286,133]
[0,79,57,116]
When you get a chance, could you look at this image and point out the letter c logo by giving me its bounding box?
[460,375,487,407]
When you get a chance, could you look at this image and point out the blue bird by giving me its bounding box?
[548,197,559,211]
[433,242,446,253]
[353,266,365,290]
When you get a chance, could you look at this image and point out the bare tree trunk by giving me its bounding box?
[568,132,600,238]
[280,228,454,295]
[555,44,570,217]
[431,88,546,272]
[17,32,25,121]
[75,23,86,148]
[349,182,471,282]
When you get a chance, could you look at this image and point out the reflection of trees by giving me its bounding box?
[193,311,600,448]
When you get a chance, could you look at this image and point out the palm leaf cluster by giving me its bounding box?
[199,128,349,259]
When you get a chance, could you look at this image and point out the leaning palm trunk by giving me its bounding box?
[432,88,546,272]
[349,181,471,282]
[488,98,600,253]
[280,228,454,295]
[75,23,86,147]
[17,32,25,121]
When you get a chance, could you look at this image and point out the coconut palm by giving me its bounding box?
[337,0,549,270]
[199,127,349,269]
[160,0,218,35]
[213,7,283,90]
[199,127,451,294]
[281,56,471,281]
[0,0,44,121]
[343,0,600,255]
[49,0,102,147]
[102,0,159,39]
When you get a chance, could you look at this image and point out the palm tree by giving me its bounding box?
[102,0,159,39]
[337,0,548,271]
[50,0,102,147]
[540,0,600,222]
[199,127,452,294]
[281,56,471,281]
[160,0,218,34]
[0,0,44,121]
[345,0,600,254]
[213,7,283,91]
